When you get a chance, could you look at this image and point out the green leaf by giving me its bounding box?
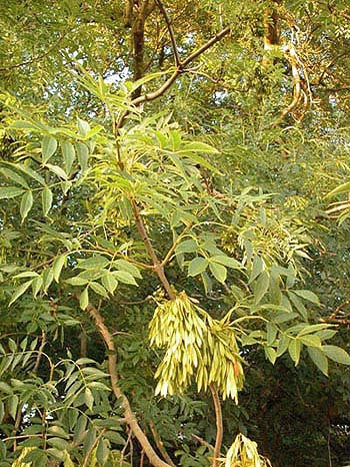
[299,334,321,347]
[80,287,89,310]
[211,255,242,269]
[84,387,94,410]
[96,439,109,465]
[188,257,208,276]
[323,345,350,365]
[113,270,138,285]
[114,259,142,278]
[9,279,33,305]
[24,450,48,466]
[76,142,89,172]
[104,430,125,445]
[42,136,57,163]
[46,164,67,180]
[250,256,264,283]
[288,339,301,365]
[20,190,33,221]
[90,281,108,298]
[326,180,350,198]
[264,346,277,364]
[53,254,66,282]
[276,334,290,356]
[78,255,109,270]
[48,426,70,439]
[287,291,307,319]
[0,402,4,424]
[47,437,70,450]
[254,271,270,304]
[8,394,18,420]
[102,273,118,294]
[0,438,6,460]
[266,323,277,346]
[77,118,90,136]
[32,276,43,297]
[14,271,39,279]
[297,324,330,336]
[175,239,198,254]
[0,167,29,188]
[209,261,227,283]
[65,276,89,286]
[0,186,25,199]
[61,141,76,174]
[42,187,53,216]
[73,415,87,443]
[16,164,45,185]
[308,347,328,376]
[294,289,320,305]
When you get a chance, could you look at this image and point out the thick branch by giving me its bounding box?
[209,383,223,467]
[86,302,171,467]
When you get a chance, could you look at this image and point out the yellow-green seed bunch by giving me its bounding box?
[149,291,207,396]
[149,292,245,402]
[200,320,245,402]
[221,434,272,467]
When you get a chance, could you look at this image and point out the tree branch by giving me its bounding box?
[116,25,231,129]
[154,0,181,67]
[85,301,171,467]
[181,26,231,69]
[209,383,223,467]
[131,200,175,299]
[149,421,176,467]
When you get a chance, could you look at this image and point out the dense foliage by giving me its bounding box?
[1,1,350,466]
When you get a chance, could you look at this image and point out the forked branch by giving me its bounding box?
[116,25,231,129]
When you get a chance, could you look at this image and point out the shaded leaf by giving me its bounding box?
[308,347,328,376]
[323,345,350,365]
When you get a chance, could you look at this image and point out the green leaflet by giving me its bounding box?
[42,136,57,163]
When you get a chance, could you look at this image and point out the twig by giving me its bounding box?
[192,434,214,451]
[120,426,133,464]
[149,421,176,467]
[0,32,66,72]
[161,225,192,267]
[155,0,181,67]
[33,330,47,373]
[182,27,231,68]
[82,431,103,467]
[118,295,153,306]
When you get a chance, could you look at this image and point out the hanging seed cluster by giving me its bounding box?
[149,291,245,402]
[222,434,272,467]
